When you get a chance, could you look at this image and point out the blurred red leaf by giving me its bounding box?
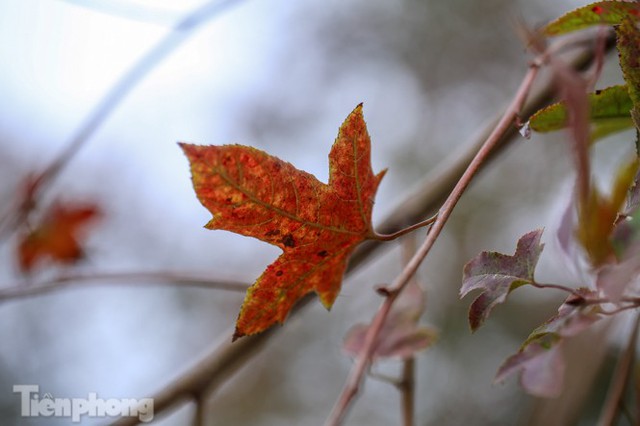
[460,229,544,331]
[343,282,437,360]
[18,202,100,272]
[181,104,386,340]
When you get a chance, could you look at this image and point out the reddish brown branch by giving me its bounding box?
[598,314,640,425]
[325,59,542,426]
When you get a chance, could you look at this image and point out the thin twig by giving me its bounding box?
[530,281,584,296]
[399,358,415,426]
[110,38,611,425]
[325,59,542,426]
[398,233,419,426]
[600,305,640,316]
[0,0,247,240]
[0,271,248,302]
[598,313,640,426]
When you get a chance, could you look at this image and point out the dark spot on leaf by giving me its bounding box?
[265,229,281,237]
[591,5,603,14]
[281,233,295,248]
[226,197,232,203]
[595,89,602,95]
[276,270,283,276]
[317,250,328,257]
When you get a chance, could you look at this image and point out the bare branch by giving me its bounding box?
[325,50,543,426]
[0,271,248,302]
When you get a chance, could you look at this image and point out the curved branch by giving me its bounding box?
[326,50,543,425]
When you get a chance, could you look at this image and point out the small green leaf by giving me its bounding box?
[617,18,640,129]
[545,1,640,36]
[529,85,634,142]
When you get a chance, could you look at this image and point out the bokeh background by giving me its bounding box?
[0,0,636,424]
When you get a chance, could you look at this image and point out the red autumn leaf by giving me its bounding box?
[343,281,437,360]
[181,104,386,340]
[460,229,544,332]
[18,202,101,272]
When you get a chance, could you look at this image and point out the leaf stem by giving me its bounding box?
[599,304,639,316]
[530,281,583,297]
[370,214,438,241]
[325,48,542,426]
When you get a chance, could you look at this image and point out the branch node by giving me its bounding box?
[375,286,393,297]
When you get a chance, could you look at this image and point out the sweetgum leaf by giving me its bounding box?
[529,85,634,142]
[18,202,101,272]
[617,18,640,129]
[545,1,640,36]
[460,229,544,332]
[181,104,386,340]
